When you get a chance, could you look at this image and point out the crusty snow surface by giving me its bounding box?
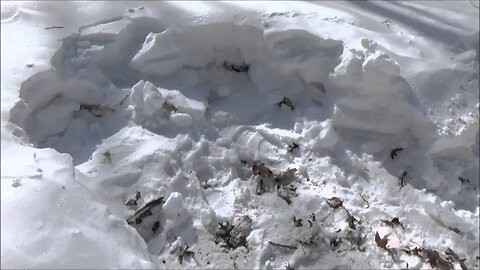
[1,1,479,269]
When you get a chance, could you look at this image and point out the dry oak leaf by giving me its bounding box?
[425,249,452,270]
[374,231,391,250]
[326,197,343,209]
[253,161,273,178]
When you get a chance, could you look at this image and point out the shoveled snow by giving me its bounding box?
[1,1,479,269]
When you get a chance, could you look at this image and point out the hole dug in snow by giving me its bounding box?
[9,19,350,167]
[9,16,472,269]
[9,17,437,165]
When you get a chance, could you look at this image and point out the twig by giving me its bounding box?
[359,194,370,208]
[459,84,477,98]
[78,16,126,33]
[276,97,295,110]
[469,0,480,8]
[268,241,297,250]
[45,26,65,30]
[299,243,307,255]
[320,212,331,224]
[399,171,407,189]
[390,147,403,159]
[119,94,130,105]
[381,19,393,28]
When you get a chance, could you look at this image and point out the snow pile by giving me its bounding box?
[128,22,432,141]
[330,39,434,140]
[8,20,437,151]
[1,144,157,269]
[305,119,339,151]
[130,80,206,130]
[2,1,479,269]
[8,68,130,163]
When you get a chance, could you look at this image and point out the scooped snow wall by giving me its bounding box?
[9,19,435,154]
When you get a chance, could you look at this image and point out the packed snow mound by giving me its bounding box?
[330,41,435,140]
[129,23,433,139]
[3,3,479,269]
[1,144,158,269]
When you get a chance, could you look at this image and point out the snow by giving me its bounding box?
[131,30,184,78]
[1,1,479,269]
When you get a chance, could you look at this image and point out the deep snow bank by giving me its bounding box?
[1,143,158,268]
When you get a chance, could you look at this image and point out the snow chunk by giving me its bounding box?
[131,29,183,77]
[130,80,206,130]
[130,80,168,129]
[423,201,470,233]
[429,118,479,156]
[306,120,339,151]
[159,89,206,121]
[330,44,434,139]
[294,122,303,134]
[263,28,344,83]
[163,192,187,217]
[170,113,193,127]
[200,208,217,232]
[162,192,189,231]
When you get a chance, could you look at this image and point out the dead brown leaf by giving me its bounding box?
[425,249,452,270]
[458,177,470,184]
[284,261,295,270]
[283,168,297,178]
[326,197,343,209]
[276,97,295,110]
[391,217,404,229]
[287,142,299,154]
[375,231,390,250]
[277,168,297,183]
[253,161,273,178]
[382,217,405,229]
[403,246,422,257]
[459,260,468,270]
[125,198,137,206]
[152,221,160,233]
[125,191,142,206]
[445,248,468,270]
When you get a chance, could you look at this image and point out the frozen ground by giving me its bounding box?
[1,1,479,269]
